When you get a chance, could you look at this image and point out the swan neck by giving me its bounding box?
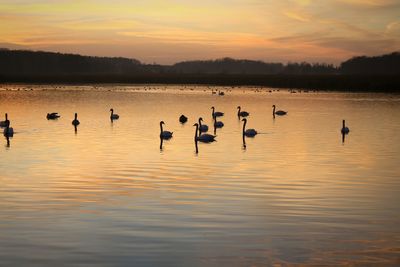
[194,124,199,139]
[160,122,163,133]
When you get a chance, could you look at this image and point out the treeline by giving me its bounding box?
[1,49,399,91]
[170,58,336,74]
[0,49,142,75]
[1,49,399,76]
[340,52,400,74]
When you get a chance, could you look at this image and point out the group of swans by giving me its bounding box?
[2,104,351,146]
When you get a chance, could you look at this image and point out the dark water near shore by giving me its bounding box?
[0,85,399,266]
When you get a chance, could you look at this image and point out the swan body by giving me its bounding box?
[341,120,350,134]
[47,112,60,120]
[110,109,119,120]
[214,117,224,128]
[72,113,80,126]
[160,121,173,139]
[193,123,216,143]
[272,105,287,116]
[179,115,188,123]
[198,118,209,133]
[242,118,257,137]
[237,106,249,117]
[0,113,9,128]
[3,126,13,137]
[2,117,13,137]
[211,106,224,118]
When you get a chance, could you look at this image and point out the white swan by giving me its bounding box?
[211,106,224,118]
[160,121,173,139]
[237,106,249,117]
[242,118,257,137]
[273,105,287,116]
[341,120,350,134]
[110,108,119,120]
[198,117,209,134]
[72,113,80,126]
[194,123,216,143]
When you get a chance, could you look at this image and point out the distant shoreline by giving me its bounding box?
[1,74,399,92]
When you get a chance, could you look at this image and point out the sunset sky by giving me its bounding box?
[1,0,399,64]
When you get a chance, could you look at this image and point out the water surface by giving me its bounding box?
[0,85,399,266]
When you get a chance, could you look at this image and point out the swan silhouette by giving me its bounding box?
[0,113,9,128]
[194,123,216,143]
[237,106,249,117]
[198,117,209,134]
[160,121,173,139]
[272,105,287,116]
[214,116,224,128]
[211,106,224,118]
[341,120,350,134]
[242,118,257,137]
[179,115,188,124]
[72,113,80,126]
[3,118,13,137]
[47,112,60,120]
[110,109,119,120]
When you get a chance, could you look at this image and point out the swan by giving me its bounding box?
[198,117,209,134]
[272,105,287,116]
[3,120,13,137]
[242,118,257,137]
[110,108,119,120]
[72,113,80,126]
[47,112,60,120]
[194,123,216,143]
[160,121,173,139]
[211,106,224,118]
[237,106,249,117]
[341,120,350,134]
[0,113,9,128]
[179,115,188,124]
[214,116,224,128]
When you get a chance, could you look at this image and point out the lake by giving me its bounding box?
[0,85,399,266]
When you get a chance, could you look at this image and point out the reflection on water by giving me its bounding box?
[0,85,400,266]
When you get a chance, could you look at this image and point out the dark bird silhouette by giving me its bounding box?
[272,105,287,116]
[341,120,350,134]
[72,113,80,126]
[242,118,257,137]
[179,114,188,124]
[237,106,249,118]
[0,113,9,128]
[160,121,173,139]
[47,112,60,120]
[198,117,209,135]
[193,123,216,143]
[110,108,119,120]
[211,106,224,118]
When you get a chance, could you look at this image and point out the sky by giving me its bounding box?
[0,0,399,64]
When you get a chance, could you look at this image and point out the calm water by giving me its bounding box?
[0,85,399,266]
